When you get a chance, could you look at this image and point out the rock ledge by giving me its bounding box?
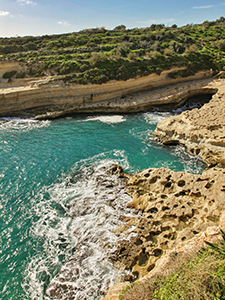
[154,79,225,167]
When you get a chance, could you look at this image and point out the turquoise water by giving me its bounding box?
[0,112,205,299]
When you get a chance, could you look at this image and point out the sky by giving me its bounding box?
[0,0,224,37]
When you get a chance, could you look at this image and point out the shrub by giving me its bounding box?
[186,44,199,53]
[89,52,102,66]
[128,52,137,60]
[113,25,126,31]
[2,70,17,79]
[24,42,37,51]
[16,71,26,78]
[163,47,175,56]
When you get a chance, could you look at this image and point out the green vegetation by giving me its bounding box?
[1,17,225,84]
[119,230,225,300]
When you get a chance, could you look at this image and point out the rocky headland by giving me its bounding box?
[101,79,225,300]
[154,79,225,167]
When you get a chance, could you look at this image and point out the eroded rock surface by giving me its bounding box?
[154,79,225,167]
[108,167,225,282]
[102,223,225,300]
[102,82,225,299]
[0,64,215,118]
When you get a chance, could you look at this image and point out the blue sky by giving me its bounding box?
[0,0,224,37]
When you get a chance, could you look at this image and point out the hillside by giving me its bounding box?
[0,17,225,85]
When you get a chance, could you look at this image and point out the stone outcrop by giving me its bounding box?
[102,223,225,300]
[101,79,225,300]
[154,79,225,167]
[109,167,225,278]
[102,166,225,300]
[0,61,215,118]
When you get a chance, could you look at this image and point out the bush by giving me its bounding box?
[128,52,137,61]
[185,44,199,53]
[24,42,37,51]
[89,52,102,66]
[16,71,26,78]
[2,70,17,79]
[163,47,175,56]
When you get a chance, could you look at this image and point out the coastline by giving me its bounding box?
[1,67,225,299]
[0,67,215,119]
[101,78,225,300]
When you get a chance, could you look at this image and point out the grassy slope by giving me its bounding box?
[120,234,225,300]
[0,17,225,84]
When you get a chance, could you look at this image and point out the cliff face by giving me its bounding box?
[0,61,27,78]
[0,61,28,88]
[0,62,214,118]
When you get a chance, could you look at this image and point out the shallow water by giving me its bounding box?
[0,112,205,299]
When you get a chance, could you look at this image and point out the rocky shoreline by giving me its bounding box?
[41,78,225,299]
[101,79,225,300]
[2,64,225,299]
[154,79,225,167]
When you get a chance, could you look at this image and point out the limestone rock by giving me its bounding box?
[154,79,225,167]
[0,63,215,118]
[101,282,130,300]
[102,167,225,300]
[103,221,225,300]
[108,167,225,281]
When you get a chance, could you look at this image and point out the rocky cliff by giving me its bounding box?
[154,79,225,167]
[0,60,214,118]
[101,79,225,300]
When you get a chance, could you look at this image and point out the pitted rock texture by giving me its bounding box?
[154,79,225,167]
[102,223,225,300]
[109,167,225,282]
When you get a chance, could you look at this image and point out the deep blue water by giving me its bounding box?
[0,112,205,299]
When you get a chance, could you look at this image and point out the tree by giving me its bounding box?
[113,25,126,31]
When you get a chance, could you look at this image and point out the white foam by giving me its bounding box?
[173,145,205,174]
[85,115,126,124]
[143,111,172,125]
[0,119,51,132]
[22,153,137,300]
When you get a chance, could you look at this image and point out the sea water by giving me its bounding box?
[0,112,205,299]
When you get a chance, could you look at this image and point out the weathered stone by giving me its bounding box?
[0,60,215,118]
[154,79,225,167]
[101,282,130,300]
[102,80,225,299]
[108,167,225,282]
